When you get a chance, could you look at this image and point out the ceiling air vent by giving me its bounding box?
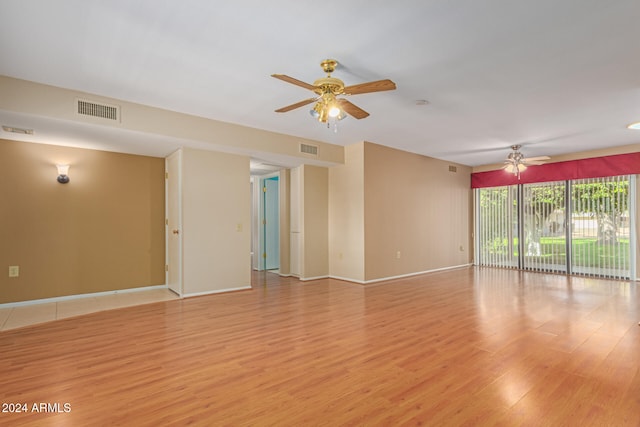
[76,99,120,121]
[299,143,318,157]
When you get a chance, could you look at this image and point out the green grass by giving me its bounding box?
[483,236,629,269]
[570,237,629,268]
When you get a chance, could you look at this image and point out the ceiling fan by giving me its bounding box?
[504,145,550,179]
[272,59,396,125]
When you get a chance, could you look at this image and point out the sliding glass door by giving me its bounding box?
[475,175,634,279]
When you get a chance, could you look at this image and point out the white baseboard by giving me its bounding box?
[182,285,251,298]
[329,275,366,284]
[331,264,472,285]
[0,284,169,308]
[299,275,330,282]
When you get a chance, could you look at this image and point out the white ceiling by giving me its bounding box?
[1,0,639,167]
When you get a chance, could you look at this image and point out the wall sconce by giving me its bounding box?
[56,164,70,184]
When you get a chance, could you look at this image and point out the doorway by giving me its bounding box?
[251,172,281,272]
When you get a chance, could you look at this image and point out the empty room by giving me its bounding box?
[1,1,639,425]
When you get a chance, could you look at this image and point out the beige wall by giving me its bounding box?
[0,76,344,167]
[301,165,329,279]
[0,139,165,303]
[327,141,472,283]
[363,142,472,281]
[181,148,251,295]
[328,142,365,282]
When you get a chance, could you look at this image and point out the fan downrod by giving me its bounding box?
[321,59,338,75]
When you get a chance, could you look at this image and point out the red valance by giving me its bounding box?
[471,152,640,188]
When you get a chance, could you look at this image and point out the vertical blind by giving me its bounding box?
[571,175,631,278]
[476,186,517,268]
[521,181,567,273]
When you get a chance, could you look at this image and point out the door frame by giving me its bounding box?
[165,149,183,296]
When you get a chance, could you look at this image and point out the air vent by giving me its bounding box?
[448,165,457,173]
[76,99,120,121]
[299,143,318,156]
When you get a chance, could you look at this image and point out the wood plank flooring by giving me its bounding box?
[1,267,639,426]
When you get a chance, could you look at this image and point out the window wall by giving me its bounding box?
[475,175,636,280]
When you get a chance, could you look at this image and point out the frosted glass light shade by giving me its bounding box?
[56,164,70,184]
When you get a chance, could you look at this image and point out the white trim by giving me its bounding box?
[330,275,366,284]
[330,264,472,285]
[0,285,169,309]
[629,175,636,280]
[182,285,251,298]
[166,149,183,297]
[278,273,294,277]
[299,275,330,282]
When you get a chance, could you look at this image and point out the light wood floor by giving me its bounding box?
[1,267,639,426]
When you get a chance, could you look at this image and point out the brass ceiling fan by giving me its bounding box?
[272,59,396,125]
[503,145,550,179]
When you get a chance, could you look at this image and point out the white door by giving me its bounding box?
[166,150,183,296]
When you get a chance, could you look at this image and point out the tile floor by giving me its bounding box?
[0,288,179,331]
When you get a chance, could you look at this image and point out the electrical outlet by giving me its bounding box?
[459,245,465,252]
[8,266,19,277]
[396,251,401,259]
[236,223,243,232]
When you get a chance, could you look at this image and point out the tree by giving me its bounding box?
[572,180,629,244]
[521,183,565,256]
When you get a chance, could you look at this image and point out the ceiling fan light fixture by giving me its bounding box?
[309,98,346,125]
[318,105,329,123]
[272,59,396,126]
[503,144,549,180]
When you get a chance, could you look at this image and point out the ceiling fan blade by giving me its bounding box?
[275,98,318,113]
[523,160,548,166]
[271,74,317,91]
[343,79,397,95]
[337,99,370,119]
